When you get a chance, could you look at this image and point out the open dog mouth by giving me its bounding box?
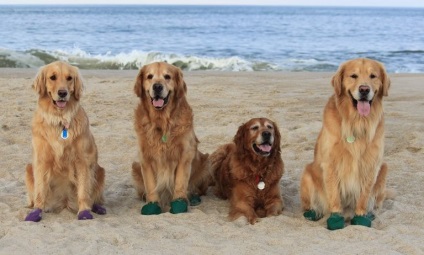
[349,91,372,117]
[53,99,68,109]
[252,142,272,156]
[150,93,170,110]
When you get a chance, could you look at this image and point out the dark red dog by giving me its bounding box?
[210,118,284,224]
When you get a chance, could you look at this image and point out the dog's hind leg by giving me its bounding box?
[132,161,146,199]
[91,165,106,215]
[300,163,325,221]
[25,164,35,208]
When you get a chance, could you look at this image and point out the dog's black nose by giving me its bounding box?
[58,90,68,98]
[359,85,370,97]
[153,83,163,94]
[262,131,271,141]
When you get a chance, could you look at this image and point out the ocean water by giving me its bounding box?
[0,5,423,72]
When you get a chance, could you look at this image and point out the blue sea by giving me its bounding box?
[0,5,423,72]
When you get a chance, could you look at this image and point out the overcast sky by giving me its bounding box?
[0,0,423,7]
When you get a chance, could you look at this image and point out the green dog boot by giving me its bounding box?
[327,213,345,230]
[351,214,372,227]
[303,210,322,221]
[366,212,376,221]
[141,202,162,215]
[189,194,201,206]
[170,198,188,214]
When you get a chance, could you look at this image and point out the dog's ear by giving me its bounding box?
[32,66,47,96]
[175,67,187,98]
[378,62,391,97]
[134,66,145,98]
[331,64,345,96]
[234,122,248,154]
[271,121,282,157]
[73,66,84,100]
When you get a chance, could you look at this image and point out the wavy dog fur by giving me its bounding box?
[131,62,210,211]
[300,58,391,226]
[25,61,105,221]
[210,118,284,224]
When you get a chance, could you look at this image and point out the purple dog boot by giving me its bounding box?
[92,204,106,215]
[25,208,42,222]
[77,210,94,220]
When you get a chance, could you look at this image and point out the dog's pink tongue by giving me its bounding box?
[258,144,271,152]
[357,101,371,116]
[153,99,164,108]
[56,101,67,108]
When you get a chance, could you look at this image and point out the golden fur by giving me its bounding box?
[25,61,105,221]
[300,58,391,223]
[210,118,284,224]
[131,62,210,211]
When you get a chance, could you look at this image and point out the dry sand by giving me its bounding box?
[0,69,423,254]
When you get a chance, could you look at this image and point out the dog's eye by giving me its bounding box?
[267,125,273,129]
[164,74,171,80]
[66,76,72,81]
[251,126,259,131]
[147,74,153,80]
[370,74,376,79]
[50,75,56,81]
[350,74,358,79]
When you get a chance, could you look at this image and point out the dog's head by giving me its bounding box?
[33,61,83,110]
[234,118,281,158]
[331,58,390,117]
[134,62,187,110]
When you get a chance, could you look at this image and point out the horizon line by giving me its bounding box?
[1,3,423,8]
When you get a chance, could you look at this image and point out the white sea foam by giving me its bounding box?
[0,48,421,73]
[0,48,280,71]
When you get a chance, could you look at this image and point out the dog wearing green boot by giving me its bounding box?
[131,62,211,215]
[299,58,392,230]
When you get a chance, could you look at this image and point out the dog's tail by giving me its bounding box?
[384,188,396,200]
[374,162,396,209]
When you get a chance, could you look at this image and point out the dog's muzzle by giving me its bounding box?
[53,89,68,109]
[349,86,373,117]
[150,83,170,110]
[252,131,273,157]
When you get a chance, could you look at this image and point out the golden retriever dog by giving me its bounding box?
[131,62,210,215]
[24,61,106,222]
[300,58,391,230]
[210,118,284,224]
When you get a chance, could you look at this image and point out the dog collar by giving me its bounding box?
[346,136,355,143]
[255,175,265,190]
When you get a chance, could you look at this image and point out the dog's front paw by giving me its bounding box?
[141,202,162,215]
[229,209,258,224]
[92,204,106,215]
[78,210,94,220]
[170,198,188,214]
[303,210,322,221]
[25,208,42,222]
[351,214,372,227]
[327,213,345,230]
[189,194,201,206]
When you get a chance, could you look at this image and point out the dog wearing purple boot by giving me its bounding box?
[24,61,106,222]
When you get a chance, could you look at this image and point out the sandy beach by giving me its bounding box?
[0,69,423,254]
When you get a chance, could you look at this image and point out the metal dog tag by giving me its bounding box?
[61,128,68,140]
[346,136,355,143]
[257,181,265,190]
